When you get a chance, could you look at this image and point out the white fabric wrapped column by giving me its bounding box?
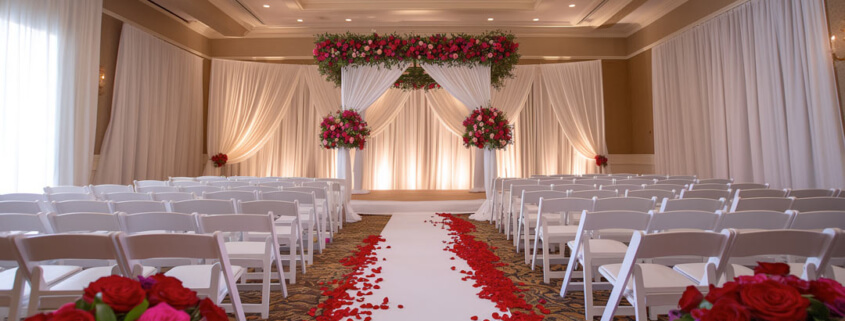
[339,64,408,221]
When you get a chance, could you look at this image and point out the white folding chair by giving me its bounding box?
[678,189,730,202]
[136,186,180,193]
[0,235,28,321]
[259,181,297,189]
[116,212,200,271]
[594,197,656,212]
[89,184,133,197]
[506,185,549,241]
[170,181,206,187]
[133,180,169,189]
[497,179,538,231]
[615,179,656,186]
[260,191,322,263]
[170,199,237,215]
[689,183,730,191]
[53,200,111,214]
[231,186,279,193]
[638,175,668,181]
[550,184,596,193]
[728,196,794,212]
[47,212,120,233]
[181,185,223,195]
[716,210,794,231]
[531,197,594,284]
[284,187,334,238]
[46,193,95,202]
[645,210,721,233]
[111,200,167,214]
[239,200,307,283]
[821,228,845,283]
[208,181,250,189]
[198,214,287,318]
[791,197,845,212]
[0,194,46,202]
[729,183,769,191]
[788,189,837,198]
[0,201,42,214]
[13,233,124,315]
[151,192,195,202]
[168,177,197,182]
[202,191,257,207]
[196,176,227,182]
[661,179,695,186]
[227,176,258,182]
[659,198,723,212]
[735,188,789,198]
[560,210,652,320]
[515,190,567,262]
[101,192,153,201]
[569,189,618,200]
[696,178,733,185]
[574,179,614,187]
[248,178,280,185]
[114,232,246,321]
[625,190,675,205]
[599,230,733,321]
[602,184,643,192]
[648,184,686,193]
[789,211,845,230]
[43,186,88,194]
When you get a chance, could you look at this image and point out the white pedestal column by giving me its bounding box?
[352,148,369,194]
[470,149,486,193]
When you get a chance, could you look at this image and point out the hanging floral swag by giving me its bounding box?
[313,31,520,89]
[462,106,513,150]
[394,66,440,91]
[320,110,371,150]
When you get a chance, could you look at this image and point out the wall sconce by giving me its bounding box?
[98,67,106,95]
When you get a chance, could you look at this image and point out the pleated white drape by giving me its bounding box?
[0,0,101,193]
[541,61,607,174]
[426,90,468,136]
[366,89,412,136]
[205,59,302,173]
[95,25,204,184]
[652,0,845,189]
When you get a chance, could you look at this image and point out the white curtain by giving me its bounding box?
[95,25,204,184]
[541,61,607,174]
[206,59,302,173]
[652,0,845,189]
[0,0,101,193]
[366,89,411,136]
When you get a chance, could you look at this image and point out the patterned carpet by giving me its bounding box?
[239,214,642,320]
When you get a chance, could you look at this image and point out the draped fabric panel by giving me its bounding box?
[0,0,101,192]
[652,0,845,189]
[426,89,468,136]
[206,59,302,172]
[95,25,204,184]
[540,61,607,174]
[365,89,411,136]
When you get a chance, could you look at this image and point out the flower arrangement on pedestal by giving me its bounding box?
[320,109,371,150]
[25,274,228,321]
[210,153,227,168]
[594,155,608,167]
[670,262,845,321]
[461,106,513,150]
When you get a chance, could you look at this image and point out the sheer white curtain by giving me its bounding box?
[366,89,411,136]
[0,0,101,193]
[652,0,845,189]
[426,89,468,136]
[206,59,302,173]
[95,25,204,184]
[540,61,607,174]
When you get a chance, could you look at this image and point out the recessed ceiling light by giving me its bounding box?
[533,18,539,21]
[297,19,303,22]
[345,18,352,22]
[263,4,270,8]
[487,17,494,21]
[569,4,576,7]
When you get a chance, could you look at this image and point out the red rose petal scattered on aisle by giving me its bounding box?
[398,305,404,309]
[538,299,546,304]
[471,316,479,320]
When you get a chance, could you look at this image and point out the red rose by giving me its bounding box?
[705,282,740,303]
[147,274,199,310]
[735,273,768,285]
[51,309,94,321]
[809,278,845,304]
[24,314,51,321]
[740,279,810,321]
[771,274,810,294]
[198,298,228,321]
[82,275,146,312]
[698,298,751,321]
[753,262,790,276]
[678,285,703,312]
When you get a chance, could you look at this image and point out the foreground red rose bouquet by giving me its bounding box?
[670,262,845,321]
[461,106,513,150]
[25,274,228,321]
[210,153,227,168]
[594,155,608,167]
[320,110,371,150]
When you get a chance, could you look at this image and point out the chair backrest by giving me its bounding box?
[207,181,249,188]
[151,192,195,202]
[788,189,837,199]
[601,184,643,191]
[258,181,297,188]
[230,186,279,193]
[43,186,89,194]
[47,192,96,202]
[625,189,675,204]
[578,210,652,232]
[117,212,197,234]
[202,190,257,203]
[648,184,686,192]
[537,197,594,221]
[180,186,222,194]
[679,189,730,201]
[111,200,167,214]
[729,197,794,212]
[511,185,549,198]
[48,212,120,233]
[729,183,769,191]
[537,179,572,186]
[0,193,47,202]
[550,184,595,192]
[136,186,180,193]
[520,190,567,206]
[248,177,281,184]
[0,213,52,233]
[133,180,169,188]
[196,176,227,182]
[53,200,112,214]
[569,189,618,199]
[662,179,695,185]
[259,190,315,206]
[697,178,733,185]
[502,179,539,191]
[14,233,122,281]
[789,211,845,230]
[735,188,788,199]
[573,178,614,186]
[689,183,730,191]
[659,198,723,212]
[638,175,668,180]
[791,197,845,212]
[198,213,277,235]
[646,210,722,232]
[239,200,299,218]
[593,197,656,212]
[226,176,258,182]
[667,175,696,180]
[728,229,835,280]
[101,192,153,201]
[113,231,232,277]
[284,187,327,199]
[0,200,42,214]
[169,177,196,182]
[170,181,206,187]
[615,178,656,185]
[716,210,794,230]
[169,199,236,215]
[89,184,134,195]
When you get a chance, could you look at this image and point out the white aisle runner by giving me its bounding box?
[366,213,505,320]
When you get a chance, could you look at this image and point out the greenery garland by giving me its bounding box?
[313,31,520,89]
[393,66,440,91]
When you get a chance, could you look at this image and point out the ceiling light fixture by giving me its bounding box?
[569,4,576,7]
[297,19,303,22]
[345,18,352,22]
[487,18,494,21]
[533,18,539,21]
[263,4,270,8]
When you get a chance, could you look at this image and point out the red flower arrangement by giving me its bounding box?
[210,153,227,168]
[462,106,513,150]
[320,110,371,150]
[25,274,228,321]
[594,155,608,167]
[670,262,845,321]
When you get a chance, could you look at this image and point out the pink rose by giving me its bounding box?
[137,303,190,321]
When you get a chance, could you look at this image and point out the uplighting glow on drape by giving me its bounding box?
[0,0,101,193]
[652,0,845,189]
[96,24,204,184]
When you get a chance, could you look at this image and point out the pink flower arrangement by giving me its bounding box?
[461,106,512,150]
[320,110,371,150]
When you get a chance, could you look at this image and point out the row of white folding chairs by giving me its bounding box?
[597,228,844,321]
[0,211,303,320]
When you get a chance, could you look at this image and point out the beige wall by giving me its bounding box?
[601,60,633,154]
[102,0,211,57]
[95,15,123,155]
[628,50,654,154]
[627,0,740,56]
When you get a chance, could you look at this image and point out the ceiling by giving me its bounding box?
[147,0,687,38]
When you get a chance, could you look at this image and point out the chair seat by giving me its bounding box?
[600,263,698,292]
[543,225,578,237]
[49,266,116,291]
[567,239,629,259]
[225,241,267,256]
[275,215,310,225]
[673,263,716,285]
[832,266,844,283]
[165,265,245,300]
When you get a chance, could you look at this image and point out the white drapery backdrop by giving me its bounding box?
[652,0,845,189]
[0,0,101,193]
[96,24,204,184]
[205,59,302,174]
